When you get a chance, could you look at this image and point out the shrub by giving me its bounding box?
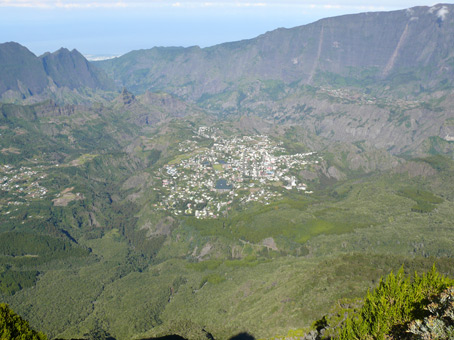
[337,266,454,340]
[0,303,47,340]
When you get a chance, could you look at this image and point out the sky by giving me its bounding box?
[0,0,447,58]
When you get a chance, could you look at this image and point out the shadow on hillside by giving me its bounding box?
[54,338,116,340]
[139,332,255,340]
[228,333,255,340]
[140,336,187,340]
[56,331,255,340]
[55,338,117,340]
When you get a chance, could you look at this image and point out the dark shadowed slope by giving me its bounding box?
[40,48,114,91]
[0,42,49,97]
[0,42,114,102]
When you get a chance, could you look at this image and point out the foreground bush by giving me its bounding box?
[337,266,454,340]
[0,303,47,340]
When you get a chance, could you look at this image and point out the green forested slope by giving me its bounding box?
[0,95,454,340]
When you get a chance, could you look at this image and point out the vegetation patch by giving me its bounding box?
[0,232,89,270]
[0,268,39,295]
[398,187,444,213]
[68,153,98,166]
[200,273,226,287]
[0,303,47,340]
[336,266,454,340]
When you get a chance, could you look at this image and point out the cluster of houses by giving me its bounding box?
[154,130,319,219]
[0,165,48,213]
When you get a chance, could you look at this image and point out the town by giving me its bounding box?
[153,128,320,219]
[0,164,48,216]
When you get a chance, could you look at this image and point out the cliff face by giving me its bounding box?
[40,48,114,91]
[95,4,454,99]
[0,43,114,101]
[0,42,49,97]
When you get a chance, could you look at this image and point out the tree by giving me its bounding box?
[0,303,47,340]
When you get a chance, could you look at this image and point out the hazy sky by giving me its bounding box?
[0,0,446,57]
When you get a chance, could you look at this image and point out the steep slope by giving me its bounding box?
[0,42,49,98]
[40,48,114,91]
[95,4,454,99]
[0,43,114,102]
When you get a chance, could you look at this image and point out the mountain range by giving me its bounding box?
[94,3,454,99]
[2,4,454,103]
[1,4,453,157]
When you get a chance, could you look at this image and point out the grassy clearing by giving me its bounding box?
[213,163,223,171]
[68,153,98,166]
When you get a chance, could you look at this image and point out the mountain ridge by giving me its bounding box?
[0,42,114,103]
[95,3,454,99]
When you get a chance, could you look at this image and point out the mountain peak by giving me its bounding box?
[0,41,37,57]
[0,41,47,96]
[0,42,114,100]
[55,47,70,53]
[50,47,85,60]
